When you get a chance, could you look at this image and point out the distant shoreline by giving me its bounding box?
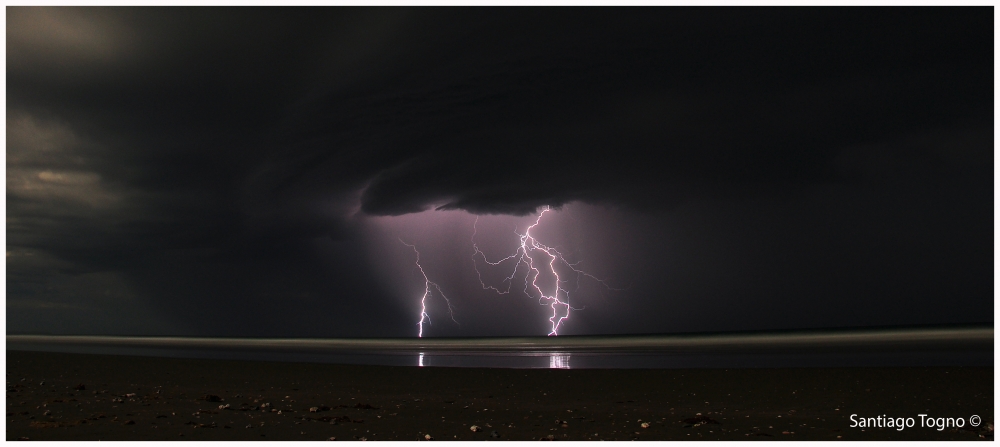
[7,325,993,353]
[8,325,991,370]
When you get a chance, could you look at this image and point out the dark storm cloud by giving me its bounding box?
[7,7,992,336]
[260,7,991,216]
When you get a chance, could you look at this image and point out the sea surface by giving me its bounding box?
[7,325,992,369]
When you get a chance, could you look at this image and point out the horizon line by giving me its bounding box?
[8,325,992,354]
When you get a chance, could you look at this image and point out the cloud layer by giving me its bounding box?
[7,7,992,336]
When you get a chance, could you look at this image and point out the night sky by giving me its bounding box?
[7,7,993,338]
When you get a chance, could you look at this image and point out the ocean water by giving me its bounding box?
[6,326,992,369]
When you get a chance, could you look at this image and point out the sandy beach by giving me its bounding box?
[6,350,992,441]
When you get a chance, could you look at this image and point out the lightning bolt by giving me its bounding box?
[472,206,615,336]
[401,239,457,338]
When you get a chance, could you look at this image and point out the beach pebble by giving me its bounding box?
[470,425,482,432]
[125,393,136,398]
[261,402,271,409]
[424,434,433,440]
[218,404,230,410]
[328,437,336,441]
[310,407,319,412]
[641,422,650,428]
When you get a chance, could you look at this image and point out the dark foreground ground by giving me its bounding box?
[6,350,993,441]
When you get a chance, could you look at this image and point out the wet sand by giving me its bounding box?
[6,350,993,441]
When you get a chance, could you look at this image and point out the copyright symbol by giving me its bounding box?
[970,415,981,427]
